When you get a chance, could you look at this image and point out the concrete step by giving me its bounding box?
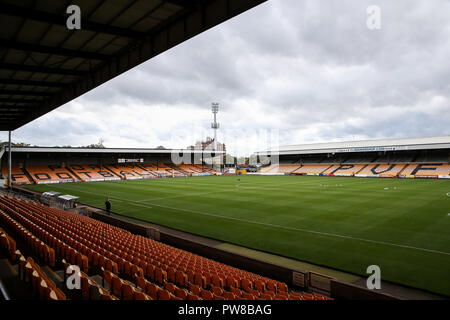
[91,274,109,291]
[0,258,33,299]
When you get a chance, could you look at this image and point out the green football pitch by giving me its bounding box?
[25,175,450,296]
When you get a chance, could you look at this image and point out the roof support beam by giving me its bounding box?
[0,107,26,111]
[163,0,205,8]
[0,98,42,104]
[0,90,51,97]
[0,3,146,39]
[0,113,24,116]
[0,39,110,61]
[0,62,85,76]
[0,78,64,88]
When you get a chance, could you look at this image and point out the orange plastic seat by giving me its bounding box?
[80,273,93,300]
[175,271,188,288]
[231,287,242,297]
[212,286,223,297]
[189,283,201,296]
[302,292,314,300]
[146,263,155,280]
[146,282,160,300]
[223,291,236,300]
[135,276,145,291]
[194,272,206,288]
[165,282,176,294]
[158,289,171,300]
[254,279,266,292]
[226,277,238,289]
[167,267,176,283]
[111,275,123,298]
[259,293,273,300]
[277,282,288,292]
[241,278,252,291]
[101,267,113,291]
[155,267,167,285]
[175,288,188,300]
[122,283,135,300]
[134,291,151,300]
[211,275,224,288]
[187,293,201,300]
[266,280,276,293]
[241,292,255,300]
[200,289,213,300]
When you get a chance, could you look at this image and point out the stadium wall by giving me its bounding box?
[330,280,397,300]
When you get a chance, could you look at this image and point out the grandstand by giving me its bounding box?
[293,164,334,175]
[0,193,330,300]
[0,147,223,186]
[26,165,80,184]
[68,164,121,182]
[1,166,29,185]
[255,136,450,178]
[259,164,301,174]
[357,164,407,177]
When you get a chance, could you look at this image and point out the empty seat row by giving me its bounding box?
[0,228,65,300]
[0,196,331,300]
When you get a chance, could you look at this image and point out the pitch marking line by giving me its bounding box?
[50,184,450,257]
[134,200,450,257]
[135,180,316,202]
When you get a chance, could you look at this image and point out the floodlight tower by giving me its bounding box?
[211,103,220,151]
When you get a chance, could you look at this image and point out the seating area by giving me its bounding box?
[26,165,79,184]
[1,162,221,186]
[292,164,333,175]
[264,162,450,177]
[0,195,331,300]
[123,164,158,177]
[105,164,154,180]
[322,164,367,176]
[1,218,66,300]
[357,164,407,177]
[176,164,204,174]
[259,164,302,174]
[137,163,218,176]
[1,166,32,184]
[401,163,450,176]
[138,163,182,176]
[194,164,220,174]
[67,164,121,182]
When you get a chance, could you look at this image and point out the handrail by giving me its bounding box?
[0,277,11,300]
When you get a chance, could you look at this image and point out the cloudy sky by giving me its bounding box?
[1,0,449,156]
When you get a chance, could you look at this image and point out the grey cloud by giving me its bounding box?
[3,0,449,153]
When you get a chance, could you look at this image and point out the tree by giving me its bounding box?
[80,138,106,149]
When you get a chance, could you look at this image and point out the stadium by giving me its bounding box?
[0,0,449,307]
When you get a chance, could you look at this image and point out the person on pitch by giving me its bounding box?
[105,198,111,215]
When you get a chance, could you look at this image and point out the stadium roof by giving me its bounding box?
[0,0,266,131]
[256,136,450,156]
[2,146,225,154]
